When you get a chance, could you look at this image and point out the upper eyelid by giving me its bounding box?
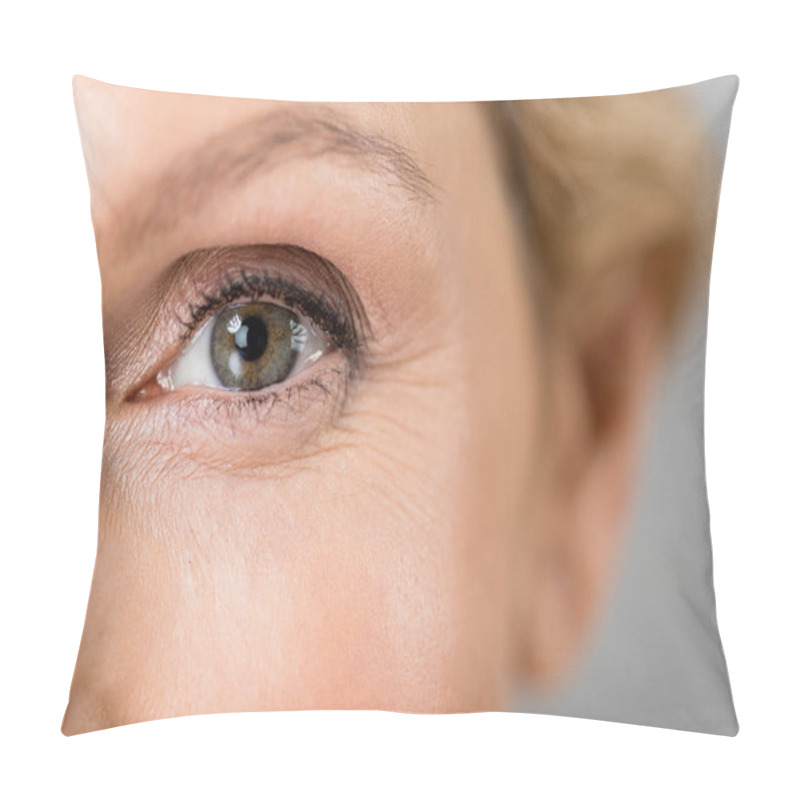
[179,267,354,350]
[173,244,372,351]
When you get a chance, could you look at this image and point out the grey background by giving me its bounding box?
[512,76,740,735]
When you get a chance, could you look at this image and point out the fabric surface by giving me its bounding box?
[65,74,740,736]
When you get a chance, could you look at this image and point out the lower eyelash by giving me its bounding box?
[165,365,348,427]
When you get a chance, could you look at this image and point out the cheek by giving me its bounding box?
[67,354,524,731]
[66,276,541,734]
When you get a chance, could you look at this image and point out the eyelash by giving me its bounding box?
[167,364,347,416]
[178,267,357,356]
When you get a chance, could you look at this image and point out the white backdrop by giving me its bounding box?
[2,1,797,796]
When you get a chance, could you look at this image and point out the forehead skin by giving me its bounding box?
[65,79,543,732]
[78,79,448,279]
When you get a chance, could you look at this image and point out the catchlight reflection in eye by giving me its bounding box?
[158,301,332,392]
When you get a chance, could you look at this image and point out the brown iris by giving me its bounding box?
[210,302,300,390]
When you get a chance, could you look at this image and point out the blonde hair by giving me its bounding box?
[488,88,718,347]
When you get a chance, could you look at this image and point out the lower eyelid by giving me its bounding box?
[140,350,349,422]
[191,366,345,420]
[111,363,352,473]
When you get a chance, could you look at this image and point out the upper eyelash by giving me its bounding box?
[178,267,360,354]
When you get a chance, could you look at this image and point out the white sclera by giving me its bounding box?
[158,309,331,392]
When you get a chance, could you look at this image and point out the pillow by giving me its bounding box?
[63,74,739,736]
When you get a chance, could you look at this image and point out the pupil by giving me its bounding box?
[234,315,268,362]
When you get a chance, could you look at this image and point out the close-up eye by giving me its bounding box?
[157,300,333,393]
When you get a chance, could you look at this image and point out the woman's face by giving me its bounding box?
[63,81,550,734]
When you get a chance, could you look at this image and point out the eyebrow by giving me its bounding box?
[113,106,439,251]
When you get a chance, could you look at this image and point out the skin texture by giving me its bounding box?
[63,78,671,735]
